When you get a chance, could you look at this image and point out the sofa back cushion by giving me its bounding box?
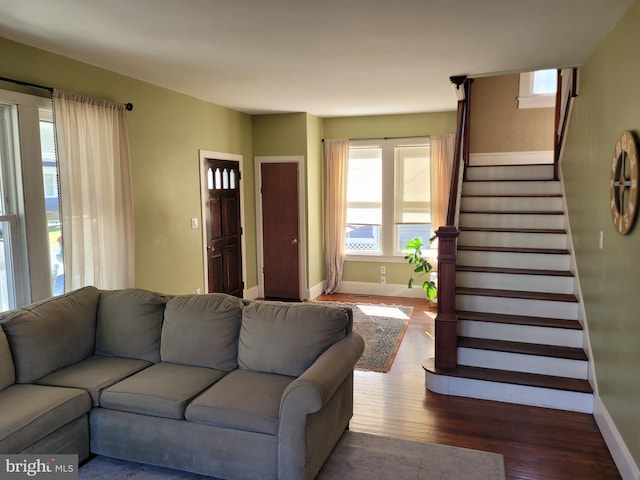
[161,293,244,371]
[0,286,99,383]
[0,328,15,391]
[238,301,350,377]
[96,288,169,362]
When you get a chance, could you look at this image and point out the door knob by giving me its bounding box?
[208,246,215,252]
[291,238,298,244]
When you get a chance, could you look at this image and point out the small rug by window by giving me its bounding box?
[317,301,413,373]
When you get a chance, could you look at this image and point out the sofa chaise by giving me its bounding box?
[0,286,365,479]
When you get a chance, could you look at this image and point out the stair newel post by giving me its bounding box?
[434,226,460,370]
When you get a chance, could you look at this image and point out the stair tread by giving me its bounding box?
[423,358,593,394]
[458,245,570,255]
[464,179,557,183]
[456,287,578,303]
[456,310,582,330]
[457,336,588,361]
[462,194,563,198]
[467,163,555,168]
[461,210,564,215]
[459,226,567,234]
[457,265,574,277]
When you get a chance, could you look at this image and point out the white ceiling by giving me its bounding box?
[0,0,633,117]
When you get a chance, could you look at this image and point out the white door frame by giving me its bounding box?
[198,150,247,296]
[255,155,308,300]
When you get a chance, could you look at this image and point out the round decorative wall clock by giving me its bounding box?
[609,130,639,235]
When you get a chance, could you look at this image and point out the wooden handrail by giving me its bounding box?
[445,77,470,226]
[554,68,578,180]
[434,76,472,370]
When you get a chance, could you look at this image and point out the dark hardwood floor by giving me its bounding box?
[316,293,621,480]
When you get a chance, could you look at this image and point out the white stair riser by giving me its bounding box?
[463,181,562,196]
[457,250,570,270]
[457,348,588,379]
[425,372,593,413]
[466,165,555,181]
[458,230,568,249]
[456,271,575,294]
[459,212,565,229]
[458,319,583,347]
[461,196,563,211]
[457,294,579,320]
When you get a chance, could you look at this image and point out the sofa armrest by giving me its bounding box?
[278,331,364,479]
[280,331,364,415]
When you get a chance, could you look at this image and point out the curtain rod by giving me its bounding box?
[0,75,134,111]
[321,134,429,142]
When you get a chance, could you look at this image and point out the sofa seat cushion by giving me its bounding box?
[0,384,91,453]
[185,369,295,436]
[35,355,152,406]
[100,362,227,419]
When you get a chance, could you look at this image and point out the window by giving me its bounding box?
[0,89,59,311]
[345,137,431,258]
[518,69,557,109]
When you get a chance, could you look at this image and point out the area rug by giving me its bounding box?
[316,302,413,373]
[79,431,505,480]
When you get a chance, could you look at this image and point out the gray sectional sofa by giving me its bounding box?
[0,286,365,479]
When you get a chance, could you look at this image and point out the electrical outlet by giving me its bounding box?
[195,288,201,294]
[380,266,386,274]
[380,275,386,284]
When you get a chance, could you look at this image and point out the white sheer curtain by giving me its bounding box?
[324,139,349,294]
[430,133,456,232]
[53,90,134,291]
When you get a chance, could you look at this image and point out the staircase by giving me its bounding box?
[424,163,594,413]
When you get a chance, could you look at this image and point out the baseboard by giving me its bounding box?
[470,151,553,166]
[308,281,325,300]
[336,281,426,299]
[243,285,260,301]
[593,395,640,480]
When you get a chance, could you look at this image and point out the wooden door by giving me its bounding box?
[205,158,243,297]
[261,162,300,300]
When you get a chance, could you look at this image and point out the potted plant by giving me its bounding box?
[404,237,437,301]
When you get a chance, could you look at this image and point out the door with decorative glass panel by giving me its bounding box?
[204,158,243,297]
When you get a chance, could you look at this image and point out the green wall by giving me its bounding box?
[306,114,325,289]
[562,0,640,465]
[0,36,255,296]
[323,112,457,285]
[252,113,307,156]
[323,111,456,140]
